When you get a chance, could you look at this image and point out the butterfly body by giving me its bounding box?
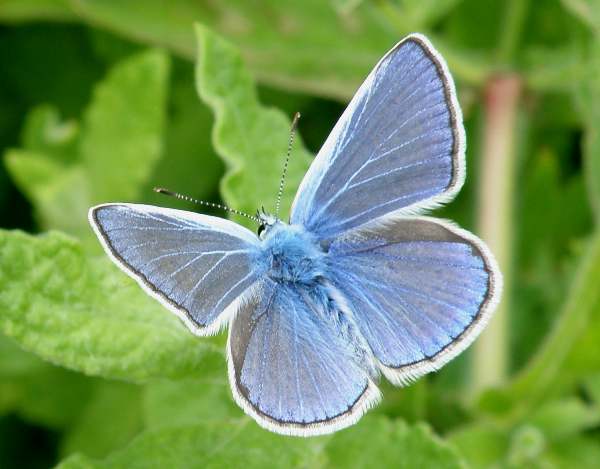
[256,218,377,379]
[89,33,502,436]
[260,220,324,285]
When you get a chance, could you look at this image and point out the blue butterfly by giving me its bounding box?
[89,34,502,436]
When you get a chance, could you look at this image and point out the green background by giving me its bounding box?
[1,1,600,467]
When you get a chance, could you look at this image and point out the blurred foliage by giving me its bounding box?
[0,0,599,468]
[194,24,312,228]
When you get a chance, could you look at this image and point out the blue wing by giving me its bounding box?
[89,203,261,336]
[290,34,465,238]
[228,279,380,436]
[325,217,501,384]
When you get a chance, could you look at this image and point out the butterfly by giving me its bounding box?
[89,34,502,437]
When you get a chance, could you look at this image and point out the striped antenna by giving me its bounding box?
[275,112,301,218]
[154,187,260,223]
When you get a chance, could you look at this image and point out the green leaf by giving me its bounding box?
[324,417,466,469]
[4,151,91,237]
[0,335,94,429]
[4,49,170,237]
[143,377,238,428]
[142,379,465,468]
[194,24,312,228]
[56,415,467,469]
[451,422,600,469]
[19,104,79,163]
[449,422,508,468]
[61,381,143,459]
[4,47,222,239]
[142,63,223,207]
[57,419,323,469]
[450,397,600,468]
[527,398,600,441]
[56,454,98,469]
[0,230,224,382]
[3,105,86,235]
[505,424,546,467]
[82,49,169,204]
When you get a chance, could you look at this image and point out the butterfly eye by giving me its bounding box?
[257,224,266,237]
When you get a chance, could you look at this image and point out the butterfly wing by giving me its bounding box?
[228,279,380,436]
[89,203,262,336]
[290,34,464,238]
[325,217,501,384]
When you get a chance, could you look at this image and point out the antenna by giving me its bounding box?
[154,187,260,223]
[275,112,301,218]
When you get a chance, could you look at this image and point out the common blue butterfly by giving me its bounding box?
[89,34,502,436]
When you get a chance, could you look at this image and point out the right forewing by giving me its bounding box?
[89,203,261,336]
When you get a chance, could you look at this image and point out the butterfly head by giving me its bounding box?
[256,207,279,239]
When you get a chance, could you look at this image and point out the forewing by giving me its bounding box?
[89,203,261,335]
[228,280,380,436]
[326,217,501,384]
[291,34,464,238]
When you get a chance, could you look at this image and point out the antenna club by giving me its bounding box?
[291,112,301,129]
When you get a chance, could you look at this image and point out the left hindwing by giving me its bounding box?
[290,34,465,239]
[325,217,502,385]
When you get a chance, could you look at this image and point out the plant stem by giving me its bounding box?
[496,0,529,66]
[472,75,522,394]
